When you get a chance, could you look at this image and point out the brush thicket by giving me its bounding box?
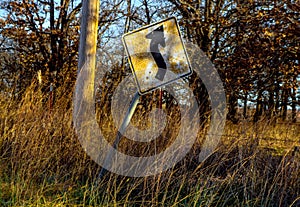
[0,80,299,206]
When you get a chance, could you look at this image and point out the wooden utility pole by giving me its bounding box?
[78,0,99,73]
[77,0,99,106]
[74,0,100,182]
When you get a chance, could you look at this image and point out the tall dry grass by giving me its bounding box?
[0,81,300,206]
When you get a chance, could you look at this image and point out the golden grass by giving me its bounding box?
[0,82,299,206]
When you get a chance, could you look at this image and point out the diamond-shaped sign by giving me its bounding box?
[122,17,192,94]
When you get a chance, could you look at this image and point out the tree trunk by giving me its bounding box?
[50,0,58,79]
[227,92,238,123]
[254,90,263,122]
[291,87,297,123]
[281,88,289,121]
[267,90,274,120]
[243,91,248,118]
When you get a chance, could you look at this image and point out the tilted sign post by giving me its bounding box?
[98,17,193,178]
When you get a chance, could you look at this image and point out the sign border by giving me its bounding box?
[122,17,193,95]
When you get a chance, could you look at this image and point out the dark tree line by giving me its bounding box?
[0,0,299,122]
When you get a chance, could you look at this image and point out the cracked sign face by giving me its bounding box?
[122,17,192,94]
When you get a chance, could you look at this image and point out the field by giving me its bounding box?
[0,83,299,207]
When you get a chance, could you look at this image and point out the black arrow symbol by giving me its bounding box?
[146,25,167,81]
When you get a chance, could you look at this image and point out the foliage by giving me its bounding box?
[0,0,300,206]
[0,0,299,121]
[0,0,82,94]
[166,0,299,122]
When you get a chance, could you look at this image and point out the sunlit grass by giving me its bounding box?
[0,82,299,206]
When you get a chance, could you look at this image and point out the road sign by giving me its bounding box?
[122,17,192,94]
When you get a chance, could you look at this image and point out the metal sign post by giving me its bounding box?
[98,92,140,178]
